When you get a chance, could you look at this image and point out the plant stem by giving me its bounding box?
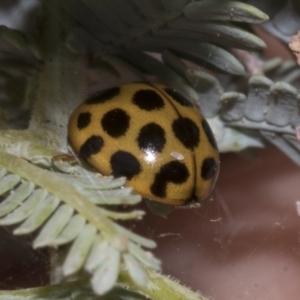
[29,0,87,153]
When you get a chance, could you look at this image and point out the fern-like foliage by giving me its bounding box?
[0,0,299,299]
[221,75,300,164]
[0,151,162,294]
[60,0,268,98]
[0,0,268,117]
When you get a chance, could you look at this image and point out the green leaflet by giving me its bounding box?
[184,0,269,23]
[0,25,41,58]
[130,38,245,75]
[166,19,266,50]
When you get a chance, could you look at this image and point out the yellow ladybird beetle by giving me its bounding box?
[68,83,219,206]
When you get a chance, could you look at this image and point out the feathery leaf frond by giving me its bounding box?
[0,151,160,295]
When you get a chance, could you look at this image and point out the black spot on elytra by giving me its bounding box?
[201,157,218,180]
[164,88,193,107]
[172,118,200,149]
[86,87,120,104]
[77,112,91,130]
[150,161,189,198]
[110,151,141,180]
[137,123,166,153]
[79,135,104,160]
[101,109,130,138]
[202,119,218,150]
[132,89,165,111]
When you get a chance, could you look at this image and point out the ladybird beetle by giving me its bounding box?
[68,83,219,206]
